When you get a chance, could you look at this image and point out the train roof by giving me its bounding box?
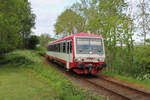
[48,33,102,45]
[70,33,102,37]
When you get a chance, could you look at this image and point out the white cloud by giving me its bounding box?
[30,0,64,8]
[29,0,79,37]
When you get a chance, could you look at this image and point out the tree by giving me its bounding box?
[0,0,35,56]
[26,35,39,49]
[137,0,150,46]
[39,33,55,47]
[17,0,36,48]
[0,0,21,55]
[54,9,85,36]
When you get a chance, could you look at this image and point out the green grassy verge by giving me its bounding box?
[0,50,102,100]
[0,64,57,100]
[103,71,150,90]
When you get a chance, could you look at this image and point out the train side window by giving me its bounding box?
[49,45,51,51]
[67,42,69,54]
[54,44,55,51]
[55,44,57,52]
[50,45,52,51]
[46,45,48,51]
[56,44,58,52]
[63,43,66,53]
[59,43,61,52]
[48,45,51,51]
[58,43,60,52]
[52,45,54,51]
[54,44,56,52]
[58,44,59,52]
[60,43,63,53]
[61,43,63,53]
[57,44,60,52]
[53,45,55,51]
[60,43,62,52]
[56,44,57,52]
[51,45,52,51]
[70,41,72,53]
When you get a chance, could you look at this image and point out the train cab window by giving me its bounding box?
[70,41,72,53]
[63,43,66,53]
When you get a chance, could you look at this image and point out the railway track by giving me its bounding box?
[45,58,150,100]
[84,77,150,100]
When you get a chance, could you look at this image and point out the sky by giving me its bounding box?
[29,0,137,37]
[29,0,80,37]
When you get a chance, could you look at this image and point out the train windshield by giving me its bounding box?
[76,37,104,54]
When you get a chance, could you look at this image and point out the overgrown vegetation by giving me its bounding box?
[103,46,150,81]
[0,50,102,100]
[133,46,150,80]
[36,46,47,56]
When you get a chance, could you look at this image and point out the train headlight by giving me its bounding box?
[81,59,84,62]
[98,58,104,62]
[75,58,82,62]
[97,59,101,62]
[78,58,82,62]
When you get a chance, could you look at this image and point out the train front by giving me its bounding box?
[73,36,106,74]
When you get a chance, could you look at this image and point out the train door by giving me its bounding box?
[66,40,72,70]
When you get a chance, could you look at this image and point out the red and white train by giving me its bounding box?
[46,33,106,74]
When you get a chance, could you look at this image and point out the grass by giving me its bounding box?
[0,50,102,100]
[103,71,150,90]
[0,65,56,100]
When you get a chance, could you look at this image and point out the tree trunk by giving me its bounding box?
[119,40,123,74]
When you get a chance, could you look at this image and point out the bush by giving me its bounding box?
[25,35,39,49]
[0,53,33,65]
[0,50,40,65]
[135,46,150,72]
[36,46,46,56]
[133,46,150,80]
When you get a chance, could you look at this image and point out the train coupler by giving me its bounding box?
[77,63,85,69]
[86,64,93,74]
